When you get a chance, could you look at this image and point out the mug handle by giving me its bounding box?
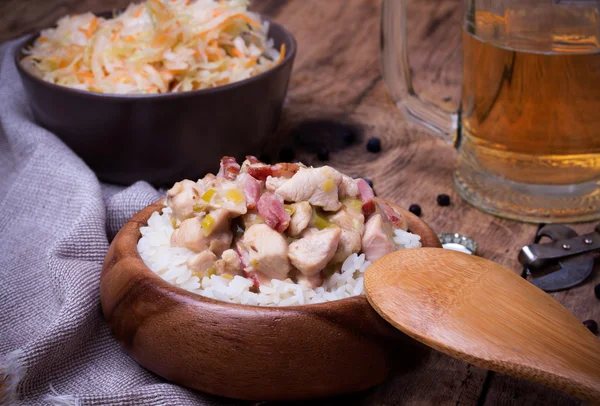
[381,0,461,145]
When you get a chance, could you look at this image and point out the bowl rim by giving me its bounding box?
[102,197,442,313]
[14,13,297,101]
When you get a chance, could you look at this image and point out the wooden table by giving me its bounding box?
[2,0,598,404]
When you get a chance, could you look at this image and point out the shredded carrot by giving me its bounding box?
[152,33,169,47]
[58,59,69,69]
[39,37,48,43]
[76,72,94,78]
[231,48,243,57]
[196,13,261,38]
[246,57,257,67]
[124,35,136,43]
[111,28,121,42]
[234,14,262,28]
[135,7,144,18]
[87,17,98,38]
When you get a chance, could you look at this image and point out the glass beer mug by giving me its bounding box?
[382,0,600,223]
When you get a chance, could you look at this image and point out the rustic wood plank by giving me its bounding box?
[2,0,596,404]
[262,0,539,404]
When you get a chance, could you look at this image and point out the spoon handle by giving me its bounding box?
[425,333,600,404]
[364,248,600,404]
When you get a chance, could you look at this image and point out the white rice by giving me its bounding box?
[137,207,422,306]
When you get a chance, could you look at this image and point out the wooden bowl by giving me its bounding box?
[100,197,441,401]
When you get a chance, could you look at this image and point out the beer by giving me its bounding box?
[381,0,600,221]
[460,9,600,185]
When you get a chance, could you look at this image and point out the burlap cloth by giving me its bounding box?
[0,40,242,406]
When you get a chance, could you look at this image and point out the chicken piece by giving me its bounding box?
[170,216,206,252]
[240,209,265,229]
[215,249,243,277]
[329,207,365,234]
[339,175,359,199]
[187,250,217,277]
[265,176,287,192]
[201,173,216,188]
[357,178,375,216]
[170,208,232,256]
[256,192,290,232]
[296,273,324,289]
[243,224,291,281]
[166,179,204,223]
[361,214,395,262]
[287,201,311,237]
[195,176,247,217]
[332,229,362,263]
[329,208,365,263]
[218,184,248,217]
[204,208,234,256]
[288,227,341,276]
[275,166,343,212]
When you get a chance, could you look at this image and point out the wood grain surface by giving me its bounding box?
[3,0,598,405]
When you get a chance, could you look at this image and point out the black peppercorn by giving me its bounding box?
[583,319,598,335]
[366,137,381,153]
[409,204,422,217]
[437,194,451,206]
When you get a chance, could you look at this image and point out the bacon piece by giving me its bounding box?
[247,273,261,288]
[377,200,405,228]
[217,156,240,180]
[246,162,300,181]
[236,241,259,287]
[237,173,261,209]
[357,178,375,216]
[245,155,263,164]
[246,165,273,181]
[256,192,290,232]
[271,163,299,178]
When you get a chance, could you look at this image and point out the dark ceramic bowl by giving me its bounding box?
[15,16,296,186]
[100,197,441,401]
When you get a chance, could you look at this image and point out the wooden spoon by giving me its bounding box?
[364,248,600,403]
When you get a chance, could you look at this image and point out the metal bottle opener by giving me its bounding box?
[518,224,600,292]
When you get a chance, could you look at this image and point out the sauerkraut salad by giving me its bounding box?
[22,0,284,94]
